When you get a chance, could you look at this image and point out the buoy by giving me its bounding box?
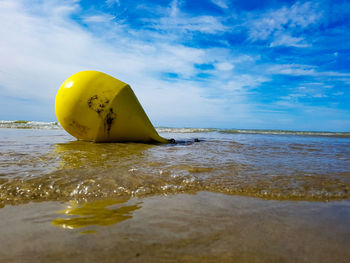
[55,71,168,143]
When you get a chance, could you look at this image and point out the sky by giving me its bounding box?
[0,0,349,131]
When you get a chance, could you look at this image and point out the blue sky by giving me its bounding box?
[0,0,349,131]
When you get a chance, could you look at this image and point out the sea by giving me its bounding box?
[0,120,349,262]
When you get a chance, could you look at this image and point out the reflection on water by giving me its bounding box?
[0,192,349,262]
[1,129,350,206]
[52,198,141,233]
[54,140,153,169]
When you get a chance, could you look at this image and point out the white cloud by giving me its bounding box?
[222,75,268,94]
[291,86,328,99]
[215,62,234,71]
[268,64,350,78]
[151,15,227,34]
[268,64,316,76]
[140,0,227,35]
[0,0,256,127]
[269,33,310,48]
[83,14,116,23]
[288,2,321,28]
[105,0,120,7]
[211,0,229,9]
[248,1,322,47]
[169,0,181,17]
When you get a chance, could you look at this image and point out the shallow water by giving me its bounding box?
[0,126,350,262]
[1,127,350,205]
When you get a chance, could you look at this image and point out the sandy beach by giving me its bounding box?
[1,192,349,263]
[0,124,349,262]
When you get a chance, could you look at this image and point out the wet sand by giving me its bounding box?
[0,192,349,263]
[1,126,350,262]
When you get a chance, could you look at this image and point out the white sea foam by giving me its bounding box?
[1,121,349,137]
[0,120,62,130]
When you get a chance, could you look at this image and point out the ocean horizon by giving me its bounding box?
[1,120,350,137]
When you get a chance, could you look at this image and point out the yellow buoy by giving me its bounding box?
[55,71,168,143]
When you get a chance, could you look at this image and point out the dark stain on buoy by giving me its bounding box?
[88,95,116,134]
[88,95,111,116]
[105,108,116,134]
[87,95,98,109]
